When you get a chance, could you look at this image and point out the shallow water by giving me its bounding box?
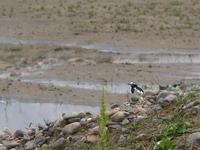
[0,99,99,131]
[1,36,200,54]
[21,78,131,94]
[1,37,200,64]
[114,53,200,64]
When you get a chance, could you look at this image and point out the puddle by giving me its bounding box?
[0,99,99,131]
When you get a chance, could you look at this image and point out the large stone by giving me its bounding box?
[34,135,46,146]
[50,137,66,150]
[158,94,177,105]
[110,104,120,109]
[107,107,120,117]
[0,145,7,150]
[188,132,200,144]
[143,90,156,97]
[88,126,99,135]
[183,100,200,110]
[62,122,81,135]
[136,133,149,141]
[24,140,35,150]
[63,112,85,120]
[157,91,172,100]
[67,118,81,123]
[2,128,12,138]
[108,124,121,130]
[53,117,66,128]
[165,94,177,102]
[1,140,20,149]
[121,119,130,125]
[118,135,126,145]
[14,130,24,138]
[110,111,127,122]
[86,134,97,144]
[130,96,140,104]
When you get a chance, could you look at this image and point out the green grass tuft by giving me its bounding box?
[97,88,107,150]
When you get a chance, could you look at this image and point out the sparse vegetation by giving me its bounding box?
[97,88,107,150]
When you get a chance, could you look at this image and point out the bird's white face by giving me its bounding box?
[129,81,136,86]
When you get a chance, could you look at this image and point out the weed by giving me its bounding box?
[155,122,192,141]
[153,138,173,150]
[132,121,141,130]
[97,88,107,150]
[40,145,52,150]
[152,121,192,150]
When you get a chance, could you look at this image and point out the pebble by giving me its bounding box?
[121,119,130,125]
[111,111,127,122]
[62,122,81,135]
[188,132,200,144]
[50,137,66,150]
[14,130,24,138]
[86,134,98,144]
[182,100,200,110]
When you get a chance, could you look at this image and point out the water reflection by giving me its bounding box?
[0,100,99,131]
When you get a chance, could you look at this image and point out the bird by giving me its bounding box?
[128,81,144,96]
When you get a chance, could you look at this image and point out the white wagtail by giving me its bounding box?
[128,81,144,96]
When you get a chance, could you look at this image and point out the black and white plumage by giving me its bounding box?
[128,81,144,96]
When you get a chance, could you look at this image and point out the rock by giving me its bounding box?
[121,128,130,134]
[24,131,47,149]
[108,124,121,130]
[0,145,7,150]
[110,104,120,109]
[1,140,20,149]
[118,135,126,144]
[158,94,177,105]
[127,115,136,121]
[143,90,156,97]
[88,126,99,135]
[50,137,66,150]
[165,94,177,102]
[67,118,81,123]
[2,128,12,138]
[110,111,128,122]
[80,118,87,126]
[53,117,66,128]
[34,135,46,146]
[14,130,24,138]
[159,85,168,90]
[144,96,156,103]
[63,112,85,120]
[183,100,200,110]
[107,121,121,126]
[157,91,172,100]
[86,134,97,144]
[121,119,129,125]
[107,107,120,117]
[24,140,35,150]
[87,122,96,128]
[26,129,35,137]
[136,133,149,141]
[62,122,81,135]
[130,96,139,104]
[188,132,200,144]
[86,117,94,123]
